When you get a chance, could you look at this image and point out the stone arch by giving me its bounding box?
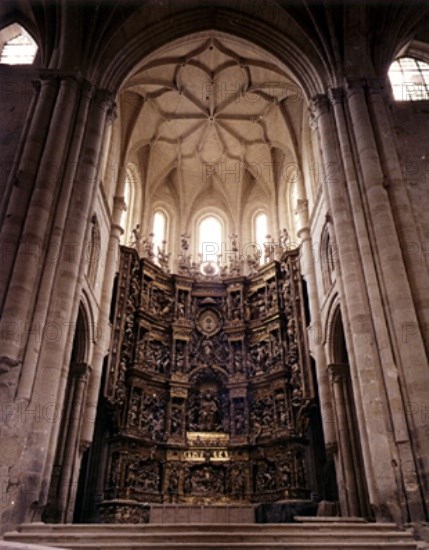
[327,304,371,519]
[43,302,93,523]
[96,9,327,97]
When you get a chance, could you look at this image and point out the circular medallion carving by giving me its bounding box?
[197,308,222,336]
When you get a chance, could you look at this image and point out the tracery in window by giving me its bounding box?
[388,57,429,101]
[120,173,132,244]
[0,25,37,65]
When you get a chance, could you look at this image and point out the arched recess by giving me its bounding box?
[43,303,92,523]
[327,305,371,519]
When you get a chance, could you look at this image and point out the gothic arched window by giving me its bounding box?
[254,211,268,264]
[0,24,37,65]
[152,210,167,257]
[199,215,222,263]
[388,57,429,101]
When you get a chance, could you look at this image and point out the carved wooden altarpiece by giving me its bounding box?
[98,247,315,522]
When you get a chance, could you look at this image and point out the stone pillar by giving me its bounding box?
[366,81,429,356]
[329,363,361,517]
[345,80,429,516]
[0,88,115,532]
[17,79,93,403]
[80,199,124,447]
[0,76,80,398]
[330,85,426,522]
[36,89,115,513]
[295,198,336,447]
[0,75,57,310]
[311,93,405,522]
[56,362,91,523]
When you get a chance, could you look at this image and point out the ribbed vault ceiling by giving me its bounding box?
[119,32,305,226]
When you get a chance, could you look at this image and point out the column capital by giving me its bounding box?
[310,93,330,119]
[92,88,116,111]
[329,87,344,105]
[365,77,388,97]
[344,77,366,98]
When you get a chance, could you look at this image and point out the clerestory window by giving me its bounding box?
[388,57,429,101]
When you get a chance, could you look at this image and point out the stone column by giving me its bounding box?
[328,363,360,516]
[56,362,91,523]
[80,199,124,447]
[295,198,336,447]
[330,85,426,521]
[17,79,93,403]
[0,88,115,531]
[0,76,80,397]
[345,80,429,515]
[312,93,405,522]
[366,82,429,356]
[0,75,57,309]
[36,89,115,514]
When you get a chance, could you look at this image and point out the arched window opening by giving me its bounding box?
[255,212,268,264]
[0,24,37,65]
[152,210,167,261]
[388,57,429,101]
[199,215,222,264]
[87,215,101,288]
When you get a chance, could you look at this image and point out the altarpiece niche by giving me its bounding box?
[96,247,317,522]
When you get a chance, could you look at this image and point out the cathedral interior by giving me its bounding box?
[1,0,429,544]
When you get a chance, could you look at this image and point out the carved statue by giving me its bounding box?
[199,390,218,431]
[279,228,289,251]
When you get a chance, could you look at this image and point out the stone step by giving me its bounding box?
[12,521,402,533]
[5,533,417,543]
[3,522,419,550]
[0,541,419,550]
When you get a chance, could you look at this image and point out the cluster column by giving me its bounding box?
[311,93,406,522]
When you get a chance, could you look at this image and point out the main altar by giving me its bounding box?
[97,244,316,522]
